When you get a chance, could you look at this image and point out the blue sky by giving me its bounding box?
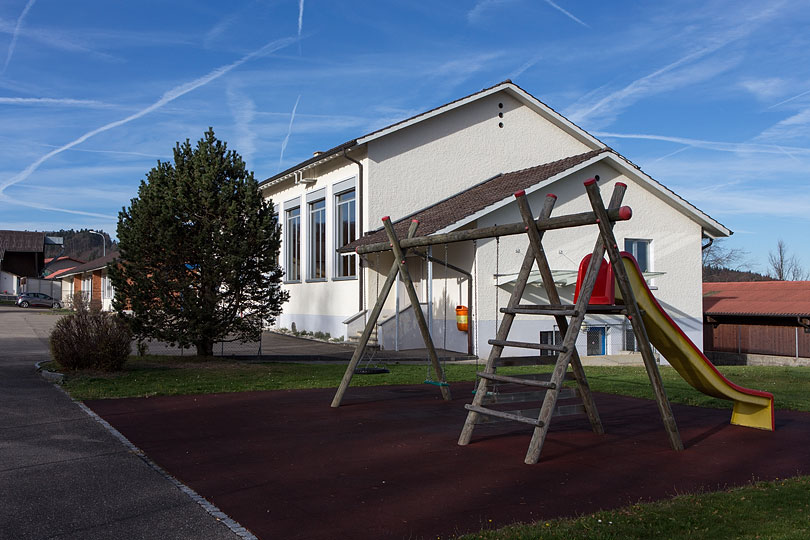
[0,0,808,274]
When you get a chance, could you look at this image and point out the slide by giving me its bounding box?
[617,252,774,431]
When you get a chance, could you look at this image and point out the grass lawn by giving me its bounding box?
[54,357,810,413]
[458,476,810,540]
[48,357,810,539]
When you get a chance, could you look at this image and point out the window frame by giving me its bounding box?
[624,238,652,273]
[307,197,327,281]
[284,202,302,283]
[333,185,357,280]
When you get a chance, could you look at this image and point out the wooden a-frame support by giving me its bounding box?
[331,177,683,465]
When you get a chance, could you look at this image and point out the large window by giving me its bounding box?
[624,239,651,272]
[308,198,326,280]
[335,189,356,278]
[102,275,114,300]
[285,206,301,281]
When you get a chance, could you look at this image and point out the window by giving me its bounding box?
[103,275,114,300]
[81,275,91,301]
[308,198,326,280]
[624,239,651,272]
[335,189,356,278]
[285,206,301,281]
[539,330,562,356]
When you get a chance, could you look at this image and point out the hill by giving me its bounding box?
[43,229,117,262]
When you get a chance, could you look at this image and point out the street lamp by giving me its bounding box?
[88,230,106,257]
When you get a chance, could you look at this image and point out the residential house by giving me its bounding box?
[56,252,118,311]
[703,281,810,364]
[259,81,730,358]
[42,256,85,279]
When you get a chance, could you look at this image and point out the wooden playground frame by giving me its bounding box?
[331,177,684,464]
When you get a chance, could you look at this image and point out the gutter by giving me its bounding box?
[342,148,365,312]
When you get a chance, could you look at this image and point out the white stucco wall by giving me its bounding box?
[366,90,596,226]
[1,271,18,295]
[471,161,704,359]
[267,159,365,338]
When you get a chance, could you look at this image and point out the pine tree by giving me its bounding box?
[109,128,288,356]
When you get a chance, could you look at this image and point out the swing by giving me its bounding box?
[424,244,450,387]
[355,252,390,375]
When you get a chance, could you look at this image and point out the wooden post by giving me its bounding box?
[330,220,420,407]
[383,218,452,401]
[514,192,604,437]
[584,179,684,451]
[458,194,559,446]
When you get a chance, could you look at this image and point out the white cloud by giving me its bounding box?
[754,107,810,144]
[226,82,257,165]
[0,96,117,108]
[739,77,787,101]
[595,131,810,156]
[467,0,517,23]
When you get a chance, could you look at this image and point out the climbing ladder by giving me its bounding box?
[458,179,682,464]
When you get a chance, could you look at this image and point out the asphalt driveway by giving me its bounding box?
[0,305,245,539]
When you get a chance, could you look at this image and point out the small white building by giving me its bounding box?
[259,81,729,358]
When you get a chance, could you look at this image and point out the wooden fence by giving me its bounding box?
[704,324,810,358]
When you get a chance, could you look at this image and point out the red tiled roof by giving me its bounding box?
[703,281,810,317]
[341,148,607,252]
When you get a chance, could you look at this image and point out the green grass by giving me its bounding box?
[53,356,810,413]
[457,476,810,540]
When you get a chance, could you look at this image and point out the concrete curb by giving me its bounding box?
[35,360,65,383]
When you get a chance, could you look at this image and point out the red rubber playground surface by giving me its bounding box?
[86,383,810,540]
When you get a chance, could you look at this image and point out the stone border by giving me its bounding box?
[35,360,65,383]
[40,367,257,540]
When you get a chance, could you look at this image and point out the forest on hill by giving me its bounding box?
[43,229,117,263]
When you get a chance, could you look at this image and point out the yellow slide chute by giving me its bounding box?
[618,253,774,431]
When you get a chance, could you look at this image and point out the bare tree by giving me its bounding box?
[702,238,749,269]
[768,239,808,280]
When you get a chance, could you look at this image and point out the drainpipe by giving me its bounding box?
[342,149,364,313]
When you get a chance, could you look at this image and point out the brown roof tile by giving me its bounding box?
[0,230,45,258]
[341,148,606,253]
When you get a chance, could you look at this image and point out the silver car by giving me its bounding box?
[16,292,62,309]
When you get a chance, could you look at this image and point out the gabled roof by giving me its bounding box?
[341,149,607,252]
[0,230,45,258]
[341,147,730,253]
[57,252,119,278]
[703,281,810,318]
[259,80,605,190]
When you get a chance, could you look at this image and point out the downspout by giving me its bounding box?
[343,148,364,312]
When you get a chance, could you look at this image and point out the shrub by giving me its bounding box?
[50,300,132,372]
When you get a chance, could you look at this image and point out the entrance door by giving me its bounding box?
[586,327,606,356]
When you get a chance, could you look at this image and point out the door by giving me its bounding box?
[586,326,606,356]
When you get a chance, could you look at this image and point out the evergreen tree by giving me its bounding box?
[109,128,288,356]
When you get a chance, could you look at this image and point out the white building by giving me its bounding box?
[259,81,729,358]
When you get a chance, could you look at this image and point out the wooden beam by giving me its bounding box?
[355,206,632,255]
[330,220,420,407]
[585,179,684,452]
[383,218,451,401]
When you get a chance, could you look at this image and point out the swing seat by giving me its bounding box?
[355,367,390,375]
[424,379,450,387]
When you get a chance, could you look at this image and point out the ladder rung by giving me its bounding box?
[495,355,557,367]
[481,388,577,405]
[488,339,567,352]
[473,404,585,425]
[501,304,577,316]
[465,404,544,427]
[477,372,556,389]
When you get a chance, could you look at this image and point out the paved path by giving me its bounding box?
[0,306,242,540]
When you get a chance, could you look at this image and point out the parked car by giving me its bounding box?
[16,292,61,309]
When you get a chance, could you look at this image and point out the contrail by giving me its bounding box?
[0,96,112,107]
[279,94,301,169]
[543,0,589,28]
[298,0,305,36]
[2,0,37,75]
[0,36,296,199]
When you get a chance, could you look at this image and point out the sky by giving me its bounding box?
[0,0,808,275]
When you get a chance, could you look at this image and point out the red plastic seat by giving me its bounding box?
[574,254,615,305]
